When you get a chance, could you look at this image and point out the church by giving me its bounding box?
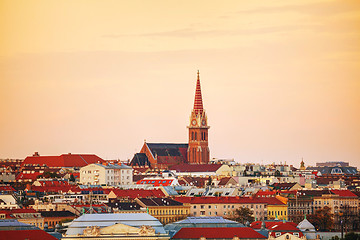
[130,71,210,169]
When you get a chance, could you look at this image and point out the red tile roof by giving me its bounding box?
[218,177,231,186]
[137,178,174,186]
[331,190,358,197]
[30,185,80,193]
[256,197,286,205]
[22,153,106,167]
[0,229,58,240]
[16,172,43,181]
[256,190,297,197]
[0,185,16,192]
[172,227,267,239]
[109,189,166,199]
[251,221,298,230]
[169,163,223,172]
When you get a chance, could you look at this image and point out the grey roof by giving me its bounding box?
[65,213,166,236]
[146,143,188,157]
[161,186,179,196]
[164,216,244,237]
[0,219,38,231]
[93,163,132,169]
[307,166,358,175]
[297,218,315,231]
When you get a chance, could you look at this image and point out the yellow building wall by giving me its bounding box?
[267,205,288,220]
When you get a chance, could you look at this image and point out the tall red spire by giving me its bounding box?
[193,70,204,115]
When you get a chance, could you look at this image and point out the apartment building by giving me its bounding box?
[174,196,267,220]
[80,163,133,186]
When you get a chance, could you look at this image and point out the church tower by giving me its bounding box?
[187,71,210,164]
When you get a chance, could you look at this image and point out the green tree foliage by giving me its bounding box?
[308,206,334,231]
[345,232,360,240]
[69,174,76,182]
[207,176,212,186]
[37,171,61,179]
[229,207,255,225]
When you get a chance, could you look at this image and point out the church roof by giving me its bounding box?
[129,153,150,167]
[146,143,188,157]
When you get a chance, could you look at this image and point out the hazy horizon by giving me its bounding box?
[1,1,359,169]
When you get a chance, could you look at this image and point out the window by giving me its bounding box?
[276,233,281,237]
[209,205,211,209]
[294,233,299,237]
[200,211,205,216]
[193,206,197,209]
[201,205,204,209]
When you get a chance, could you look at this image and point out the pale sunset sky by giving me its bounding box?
[1,0,359,168]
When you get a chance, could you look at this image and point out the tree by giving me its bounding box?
[37,171,61,179]
[229,207,255,225]
[344,232,360,240]
[308,206,334,231]
[69,174,76,182]
[207,176,213,186]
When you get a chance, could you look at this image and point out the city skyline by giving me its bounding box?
[1,1,359,168]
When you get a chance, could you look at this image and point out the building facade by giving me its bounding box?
[80,163,133,186]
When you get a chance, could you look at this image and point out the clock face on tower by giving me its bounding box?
[192,119,197,126]
[202,120,206,126]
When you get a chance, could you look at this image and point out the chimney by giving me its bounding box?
[33,152,40,157]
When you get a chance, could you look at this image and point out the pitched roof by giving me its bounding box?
[271,183,297,190]
[109,189,165,199]
[22,153,106,168]
[0,185,16,192]
[251,221,298,230]
[0,229,58,240]
[218,177,231,186]
[146,143,188,157]
[40,211,76,218]
[136,197,183,207]
[169,163,223,173]
[129,153,151,167]
[331,190,358,197]
[137,178,175,186]
[178,176,208,187]
[172,227,267,239]
[16,172,43,181]
[256,197,286,206]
